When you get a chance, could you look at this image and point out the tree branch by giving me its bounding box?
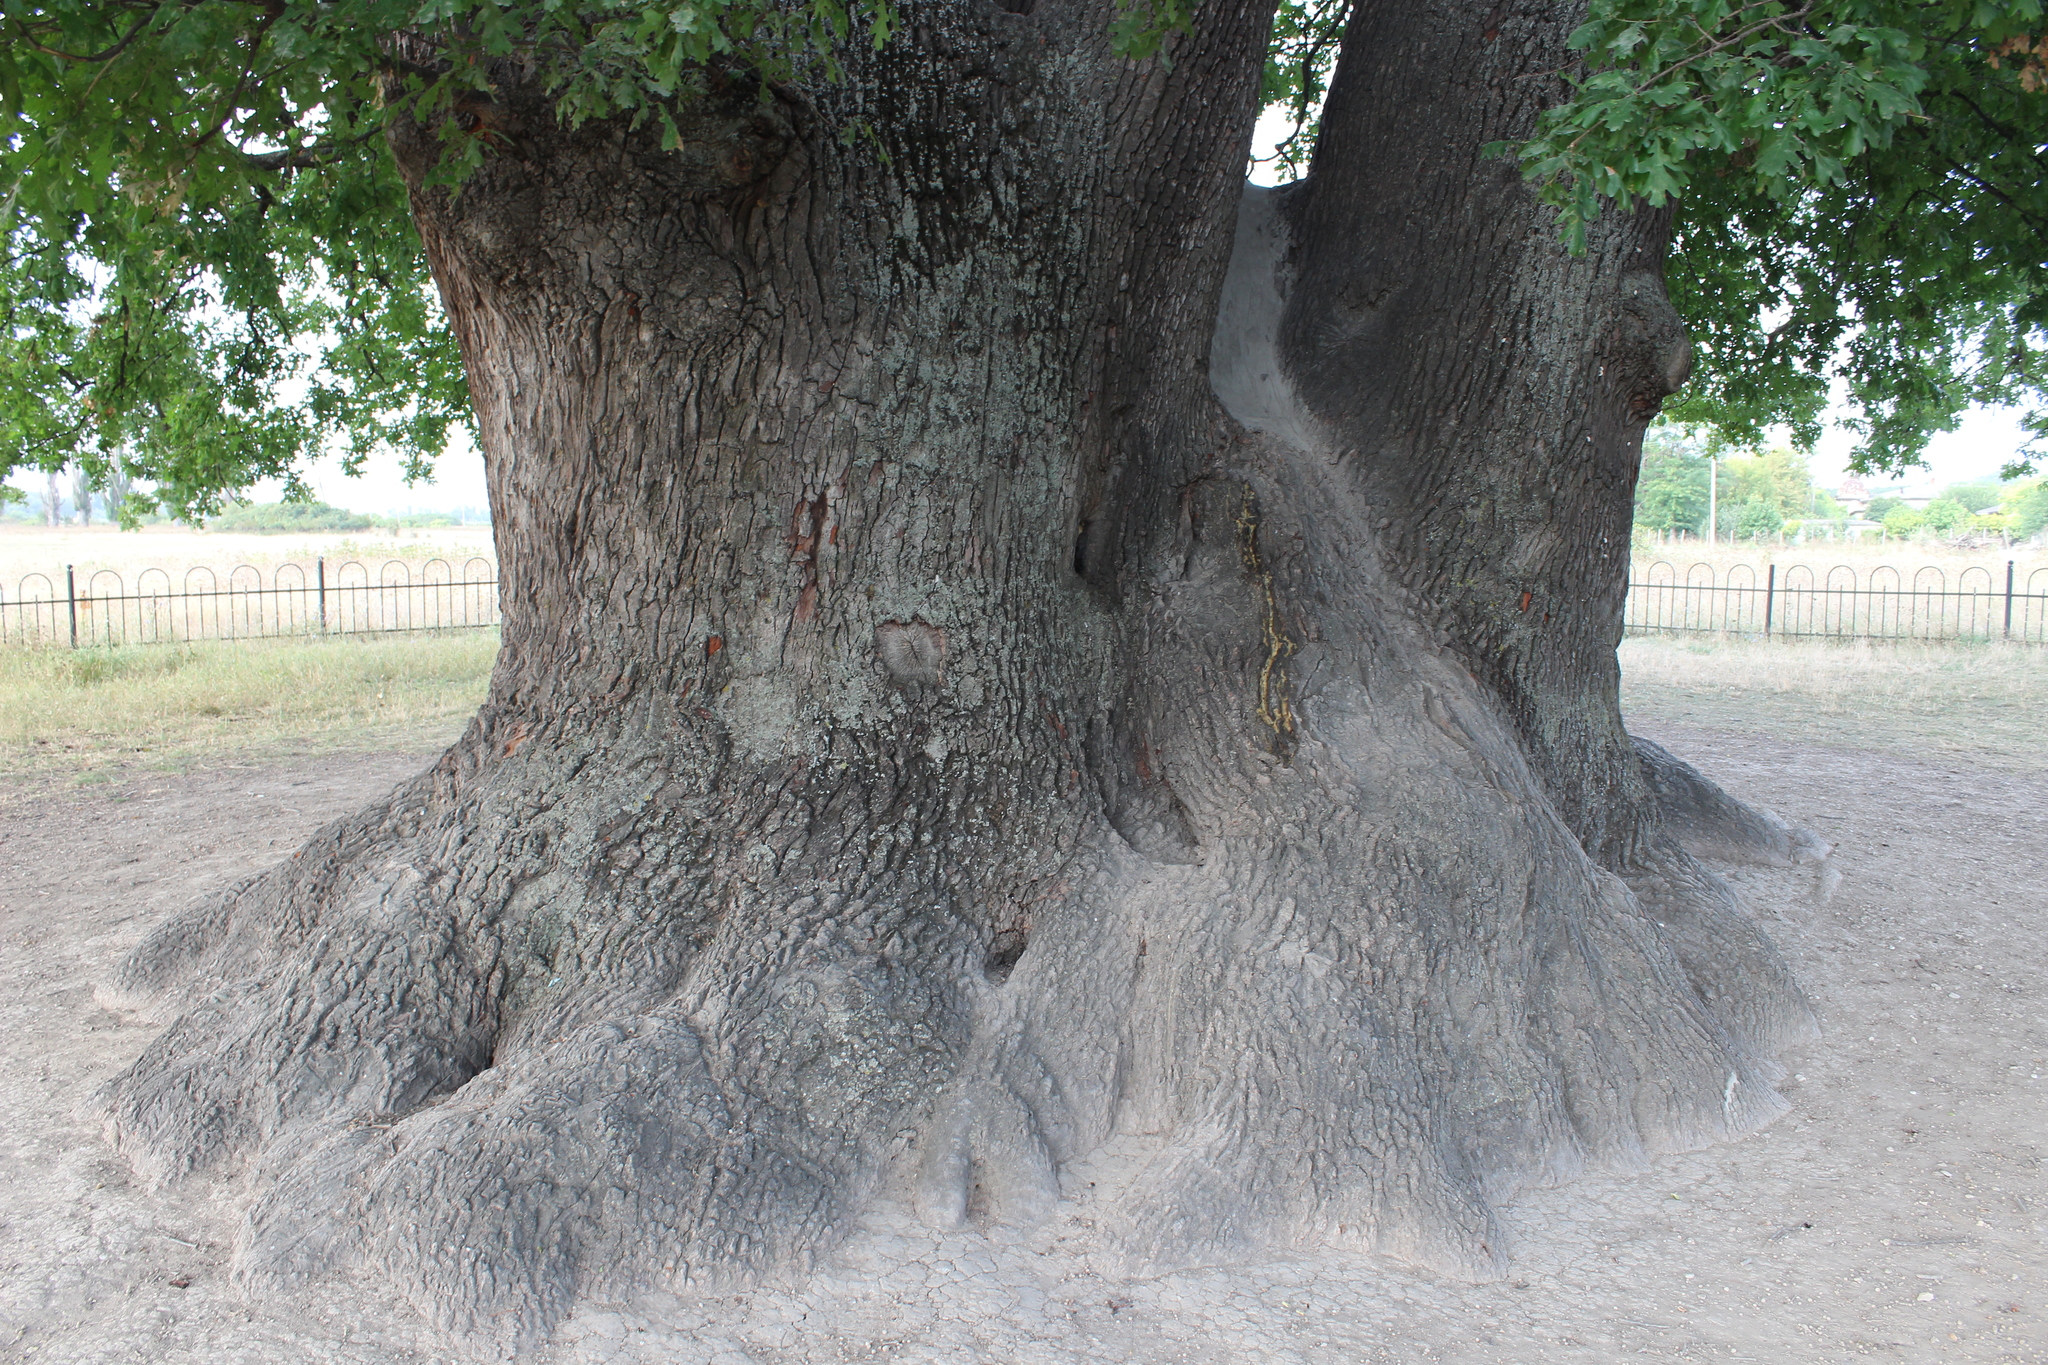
[1616,2,1817,104]
[1933,150,2048,237]
[6,10,156,64]
[186,2,287,155]
[242,128,381,174]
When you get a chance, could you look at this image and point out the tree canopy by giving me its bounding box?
[1519,0,2048,473]
[3,0,2045,520]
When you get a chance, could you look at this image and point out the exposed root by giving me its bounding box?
[96,780,498,1185]
[95,715,1030,1348]
[98,672,1819,1349]
[919,650,1810,1284]
[1636,734,1832,869]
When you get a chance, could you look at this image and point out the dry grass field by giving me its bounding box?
[2,473,2035,770]
[2,626,2038,784]
[1628,536,2048,586]
[1619,635,2048,773]
[0,631,498,781]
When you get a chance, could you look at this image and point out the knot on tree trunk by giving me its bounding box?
[874,618,947,686]
[1612,268,1693,420]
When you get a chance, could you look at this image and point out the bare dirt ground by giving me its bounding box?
[2,724,2044,1364]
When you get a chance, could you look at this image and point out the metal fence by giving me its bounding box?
[0,558,500,647]
[6,553,2039,649]
[1626,560,2048,644]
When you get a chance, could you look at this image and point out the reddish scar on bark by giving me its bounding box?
[1519,591,1534,612]
[706,635,723,657]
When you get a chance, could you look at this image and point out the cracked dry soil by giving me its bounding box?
[1,726,2043,1364]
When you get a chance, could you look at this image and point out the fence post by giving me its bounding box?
[1764,563,1776,637]
[317,557,327,633]
[66,564,78,649]
[2005,560,2016,639]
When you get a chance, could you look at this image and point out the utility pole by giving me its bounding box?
[1708,457,1718,546]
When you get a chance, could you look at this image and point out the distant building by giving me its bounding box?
[1796,517,1881,543]
[1856,481,1939,511]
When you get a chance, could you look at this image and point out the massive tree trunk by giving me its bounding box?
[98,0,1826,1347]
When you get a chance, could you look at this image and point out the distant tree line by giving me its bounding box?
[5,489,484,533]
[205,502,477,533]
[4,458,142,524]
[1634,428,2048,544]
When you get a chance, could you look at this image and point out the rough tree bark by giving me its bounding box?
[97,0,1827,1347]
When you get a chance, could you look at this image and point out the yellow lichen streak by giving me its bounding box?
[1234,485,1295,748]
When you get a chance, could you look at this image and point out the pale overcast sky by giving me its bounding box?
[1812,405,2035,491]
[262,428,490,515]
[2,426,490,517]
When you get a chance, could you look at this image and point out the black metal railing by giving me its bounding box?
[1626,560,2048,644]
[0,557,500,647]
[9,554,2038,648]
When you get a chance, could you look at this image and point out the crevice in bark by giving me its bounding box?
[1270,0,1699,871]
[982,927,1030,982]
[1086,700,1205,866]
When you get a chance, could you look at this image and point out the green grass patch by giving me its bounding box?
[0,631,497,779]
[1621,633,2048,771]
[6,628,2031,783]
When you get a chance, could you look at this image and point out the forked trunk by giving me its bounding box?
[98,0,1825,1346]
